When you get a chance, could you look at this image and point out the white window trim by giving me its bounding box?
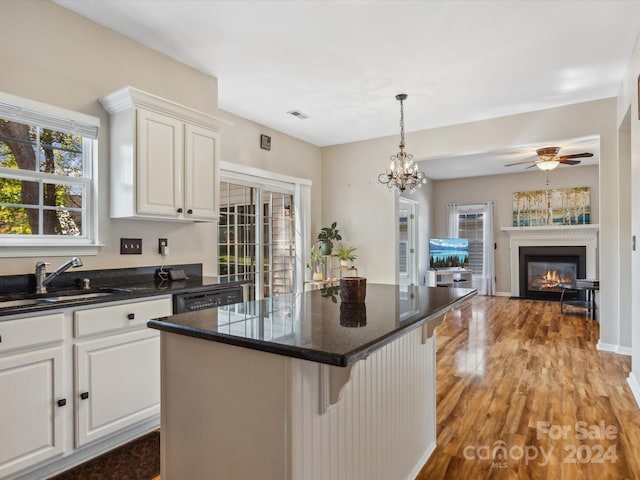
[219,161,312,295]
[0,91,103,257]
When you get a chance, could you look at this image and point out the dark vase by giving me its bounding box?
[339,277,367,303]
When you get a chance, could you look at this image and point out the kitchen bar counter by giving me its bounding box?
[151,284,476,480]
[148,283,476,366]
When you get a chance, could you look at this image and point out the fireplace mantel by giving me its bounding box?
[501,225,599,297]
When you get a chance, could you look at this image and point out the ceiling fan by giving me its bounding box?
[505,146,594,171]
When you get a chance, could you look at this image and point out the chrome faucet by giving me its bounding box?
[35,257,83,294]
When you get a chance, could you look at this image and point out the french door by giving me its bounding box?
[218,179,296,300]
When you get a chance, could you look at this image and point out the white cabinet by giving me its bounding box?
[73,296,171,447]
[0,314,66,479]
[427,268,473,287]
[184,124,219,219]
[136,108,184,217]
[75,329,160,447]
[0,295,172,478]
[100,86,229,221]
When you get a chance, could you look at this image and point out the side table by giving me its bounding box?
[559,281,599,318]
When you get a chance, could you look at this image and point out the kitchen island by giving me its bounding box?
[148,283,476,480]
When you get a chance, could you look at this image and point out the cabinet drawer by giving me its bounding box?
[74,296,172,337]
[0,313,64,353]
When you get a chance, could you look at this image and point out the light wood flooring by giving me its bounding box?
[417,295,640,480]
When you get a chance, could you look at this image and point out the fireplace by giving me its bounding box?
[519,246,586,300]
[502,225,598,299]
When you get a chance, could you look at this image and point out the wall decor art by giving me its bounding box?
[512,186,590,226]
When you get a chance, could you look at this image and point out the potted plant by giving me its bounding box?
[307,245,325,281]
[317,221,342,255]
[336,244,357,267]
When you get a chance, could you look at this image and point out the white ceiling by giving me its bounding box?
[54,0,640,177]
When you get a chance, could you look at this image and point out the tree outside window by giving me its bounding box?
[0,119,86,236]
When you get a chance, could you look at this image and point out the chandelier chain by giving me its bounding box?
[399,96,405,150]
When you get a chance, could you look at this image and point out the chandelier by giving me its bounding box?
[378,94,426,194]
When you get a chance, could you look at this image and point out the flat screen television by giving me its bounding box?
[429,238,469,269]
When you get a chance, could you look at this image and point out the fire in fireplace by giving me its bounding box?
[519,246,586,300]
[527,261,577,292]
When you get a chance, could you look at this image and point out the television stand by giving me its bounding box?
[427,268,472,288]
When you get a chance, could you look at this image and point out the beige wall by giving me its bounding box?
[1,0,321,276]
[218,110,322,234]
[431,165,599,294]
[619,29,640,392]
[322,136,401,283]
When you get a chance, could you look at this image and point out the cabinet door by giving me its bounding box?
[184,124,218,220]
[0,347,65,478]
[75,329,160,447]
[136,108,184,217]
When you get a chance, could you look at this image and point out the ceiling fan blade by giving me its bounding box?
[559,159,581,165]
[557,152,593,160]
[525,164,538,169]
[504,160,535,167]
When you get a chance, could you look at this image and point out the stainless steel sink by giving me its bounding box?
[40,292,116,302]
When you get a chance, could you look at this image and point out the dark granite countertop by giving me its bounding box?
[148,284,476,367]
[0,264,250,318]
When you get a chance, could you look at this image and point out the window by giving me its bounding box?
[448,202,495,295]
[0,92,99,252]
[457,212,484,275]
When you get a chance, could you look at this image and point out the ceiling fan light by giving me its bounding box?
[536,160,560,171]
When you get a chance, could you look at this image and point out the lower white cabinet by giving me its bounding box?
[0,347,65,478]
[75,329,160,447]
[0,312,65,479]
[0,295,172,479]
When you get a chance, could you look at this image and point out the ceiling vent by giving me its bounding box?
[287,110,309,119]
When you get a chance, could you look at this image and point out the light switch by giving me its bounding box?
[120,238,142,254]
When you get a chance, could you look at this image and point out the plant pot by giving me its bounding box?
[340,259,350,267]
[319,240,333,255]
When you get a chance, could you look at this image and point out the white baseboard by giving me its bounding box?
[407,441,436,480]
[617,346,633,356]
[596,341,631,356]
[627,373,640,408]
[494,291,511,297]
[596,341,619,353]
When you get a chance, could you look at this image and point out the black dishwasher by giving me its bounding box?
[173,286,244,314]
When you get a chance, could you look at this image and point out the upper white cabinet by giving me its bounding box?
[100,86,230,221]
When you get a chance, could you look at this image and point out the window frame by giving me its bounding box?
[0,92,101,257]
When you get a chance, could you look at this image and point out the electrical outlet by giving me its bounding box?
[159,238,168,255]
[120,238,142,254]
